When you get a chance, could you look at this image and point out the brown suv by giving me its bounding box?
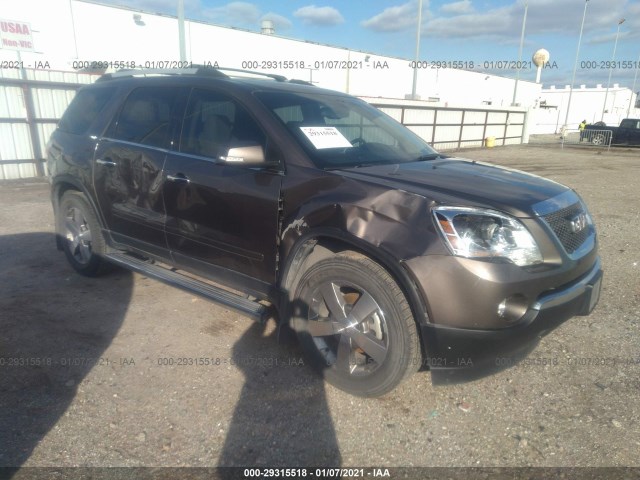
[47,67,602,397]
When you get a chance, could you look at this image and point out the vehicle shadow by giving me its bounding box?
[218,304,342,469]
[0,232,132,469]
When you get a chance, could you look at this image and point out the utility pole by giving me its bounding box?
[411,0,423,99]
[178,0,187,62]
[563,0,589,132]
[512,1,528,106]
[601,18,625,122]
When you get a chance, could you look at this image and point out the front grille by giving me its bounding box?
[542,202,591,254]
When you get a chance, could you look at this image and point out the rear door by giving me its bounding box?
[93,85,181,258]
[162,87,283,294]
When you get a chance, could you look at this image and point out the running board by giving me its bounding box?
[105,252,271,323]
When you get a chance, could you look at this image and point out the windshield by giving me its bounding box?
[254,90,438,169]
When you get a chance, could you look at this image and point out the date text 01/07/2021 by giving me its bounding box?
[242,467,391,478]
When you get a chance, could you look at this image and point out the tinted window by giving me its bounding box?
[109,87,178,149]
[273,104,303,123]
[58,86,115,135]
[180,88,266,160]
[255,91,436,169]
[620,119,640,129]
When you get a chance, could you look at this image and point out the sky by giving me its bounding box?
[85,0,640,88]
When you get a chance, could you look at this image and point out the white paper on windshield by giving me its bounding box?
[299,126,353,149]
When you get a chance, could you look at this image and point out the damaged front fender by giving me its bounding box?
[279,165,446,263]
[277,165,445,329]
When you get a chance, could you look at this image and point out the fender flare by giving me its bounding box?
[278,227,432,329]
[51,175,108,241]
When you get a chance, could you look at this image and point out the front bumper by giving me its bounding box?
[419,257,603,384]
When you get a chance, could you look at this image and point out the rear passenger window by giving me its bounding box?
[58,87,115,135]
[109,87,179,149]
[180,88,266,160]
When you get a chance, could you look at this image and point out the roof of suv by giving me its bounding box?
[94,66,343,97]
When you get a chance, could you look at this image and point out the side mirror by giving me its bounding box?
[220,145,276,166]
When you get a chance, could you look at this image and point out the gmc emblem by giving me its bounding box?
[570,212,588,233]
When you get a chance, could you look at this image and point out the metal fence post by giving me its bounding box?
[22,83,45,177]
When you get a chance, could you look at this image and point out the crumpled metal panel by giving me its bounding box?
[279,165,445,263]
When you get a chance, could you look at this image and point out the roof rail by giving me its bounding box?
[288,79,315,86]
[96,66,226,82]
[211,68,316,85]
[96,65,303,83]
[212,67,287,82]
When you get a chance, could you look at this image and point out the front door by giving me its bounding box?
[162,87,282,294]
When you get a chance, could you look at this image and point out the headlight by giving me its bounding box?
[433,206,543,266]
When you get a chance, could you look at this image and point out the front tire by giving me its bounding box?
[293,253,421,397]
[58,191,109,277]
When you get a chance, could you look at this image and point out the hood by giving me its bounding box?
[336,157,569,217]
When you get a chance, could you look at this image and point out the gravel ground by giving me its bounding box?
[0,143,638,472]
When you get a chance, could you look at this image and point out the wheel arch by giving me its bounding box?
[51,176,106,250]
[279,229,431,349]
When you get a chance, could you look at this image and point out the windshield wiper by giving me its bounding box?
[325,162,380,170]
[415,153,447,161]
[352,162,381,168]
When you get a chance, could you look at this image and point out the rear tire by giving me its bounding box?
[293,253,421,397]
[592,134,605,145]
[58,191,109,277]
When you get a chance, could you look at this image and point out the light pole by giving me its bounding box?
[627,52,640,118]
[563,0,589,133]
[411,0,423,99]
[178,0,187,62]
[601,18,625,122]
[512,0,528,106]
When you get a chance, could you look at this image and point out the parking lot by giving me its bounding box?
[0,144,639,471]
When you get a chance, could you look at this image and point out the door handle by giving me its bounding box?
[96,159,117,167]
[166,173,191,184]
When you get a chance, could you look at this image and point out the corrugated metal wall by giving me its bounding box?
[0,69,97,180]
[368,99,528,151]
